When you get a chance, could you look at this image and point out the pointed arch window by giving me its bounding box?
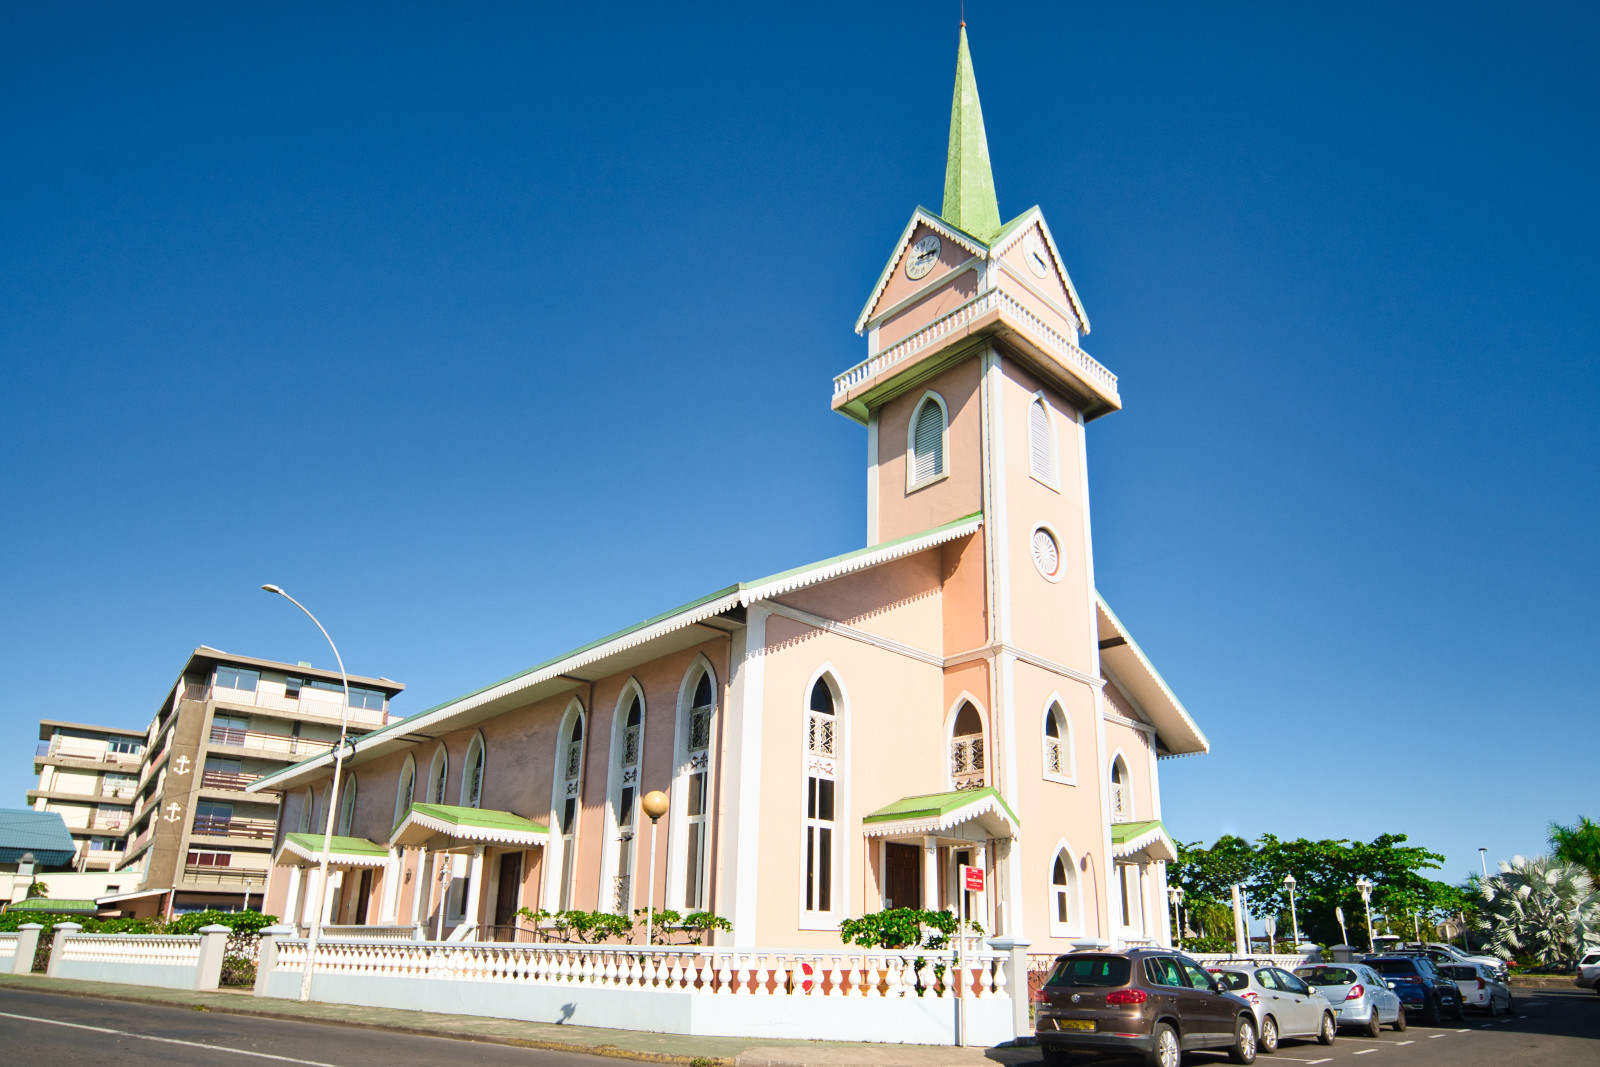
[803,677,840,916]
[461,734,486,808]
[1110,755,1131,823]
[556,712,586,911]
[679,670,714,910]
[1050,846,1081,937]
[1029,395,1058,486]
[1043,702,1074,784]
[394,755,416,828]
[426,746,448,805]
[606,693,643,913]
[337,774,357,836]
[908,393,948,490]
[950,701,986,791]
[298,787,314,833]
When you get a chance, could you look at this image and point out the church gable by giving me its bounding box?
[856,209,990,334]
[990,210,1091,336]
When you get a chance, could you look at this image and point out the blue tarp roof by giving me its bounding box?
[0,808,76,867]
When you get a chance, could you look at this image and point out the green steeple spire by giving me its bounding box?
[941,24,1002,240]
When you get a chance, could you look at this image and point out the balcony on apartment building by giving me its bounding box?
[206,721,336,761]
[35,737,144,767]
[190,812,276,843]
[183,850,268,888]
[182,676,390,728]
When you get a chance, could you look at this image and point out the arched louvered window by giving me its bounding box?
[1029,395,1058,485]
[394,755,416,827]
[461,733,486,808]
[337,774,357,835]
[908,393,947,489]
[950,700,985,791]
[426,746,448,805]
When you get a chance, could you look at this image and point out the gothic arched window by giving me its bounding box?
[908,393,948,489]
[950,701,985,791]
[1029,395,1058,485]
[460,733,486,808]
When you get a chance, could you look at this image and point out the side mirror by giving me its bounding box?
[1212,980,1228,995]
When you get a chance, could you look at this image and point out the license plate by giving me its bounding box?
[1059,1019,1096,1031]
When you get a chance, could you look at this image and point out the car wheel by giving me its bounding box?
[1317,1011,1336,1046]
[1260,1015,1279,1053]
[1228,1015,1258,1065]
[1145,1022,1180,1067]
[1424,996,1442,1026]
[1391,1004,1408,1031]
[1365,1008,1382,1038]
[1450,994,1465,1022]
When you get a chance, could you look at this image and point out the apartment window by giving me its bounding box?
[556,713,585,911]
[394,755,416,827]
[1028,395,1058,485]
[187,850,231,867]
[337,775,357,835]
[108,739,142,756]
[195,801,233,834]
[210,714,248,746]
[285,677,302,699]
[461,734,485,809]
[803,678,839,916]
[950,701,986,791]
[1043,702,1073,783]
[214,666,259,692]
[89,837,115,852]
[908,393,948,489]
[349,687,385,711]
[103,773,137,798]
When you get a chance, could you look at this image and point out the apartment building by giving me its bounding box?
[28,721,146,874]
[104,647,403,917]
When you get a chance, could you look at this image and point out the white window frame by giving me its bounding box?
[905,390,950,492]
[1042,696,1075,785]
[394,754,416,827]
[459,731,486,808]
[1117,861,1145,938]
[600,682,645,915]
[1027,391,1061,491]
[337,773,357,836]
[1048,839,1084,939]
[1109,749,1133,823]
[214,665,259,693]
[799,666,848,930]
[544,698,587,914]
[667,657,717,913]
[426,745,449,805]
[946,693,988,792]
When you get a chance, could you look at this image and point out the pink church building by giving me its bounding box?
[253,26,1208,959]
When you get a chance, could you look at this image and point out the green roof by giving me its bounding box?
[5,898,98,913]
[282,833,389,858]
[1109,820,1167,844]
[864,787,1019,828]
[400,803,548,836]
[941,25,1001,241]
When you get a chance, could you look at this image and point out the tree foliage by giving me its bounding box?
[1548,816,1600,888]
[1171,833,1463,947]
[1476,855,1598,969]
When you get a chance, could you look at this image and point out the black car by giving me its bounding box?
[1363,955,1464,1024]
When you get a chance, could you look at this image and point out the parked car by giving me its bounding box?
[1294,962,1406,1035]
[1438,961,1513,1015]
[1035,949,1261,1066]
[1395,941,1509,978]
[1364,955,1464,1024]
[1576,949,1600,995]
[1205,964,1337,1052]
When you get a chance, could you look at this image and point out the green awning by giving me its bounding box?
[275,832,390,868]
[862,787,1019,840]
[4,898,99,914]
[1110,820,1177,863]
[390,803,548,848]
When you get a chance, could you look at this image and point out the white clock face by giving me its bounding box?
[1023,233,1050,278]
[906,235,941,280]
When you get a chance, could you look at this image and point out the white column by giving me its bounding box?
[409,850,429,926]
[379,848,402,923]
[283,865,304,928]
[301,868,324,925]
[975,842,990,936]
[462,845,486,938]
[922,837,940,911]
[721,607,767,946]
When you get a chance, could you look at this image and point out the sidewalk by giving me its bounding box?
[0,972,1040,1067]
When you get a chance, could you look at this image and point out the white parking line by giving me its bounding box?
[1429,1033,1445,1038]
[0,1012,341,1066]
[1305,1060,1332,1065]
[1353,1050,1376,1056]
[1395,1039,1414,1045]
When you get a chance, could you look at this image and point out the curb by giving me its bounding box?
[0,976,734,1066]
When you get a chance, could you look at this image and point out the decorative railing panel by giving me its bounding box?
[59,933,202,968]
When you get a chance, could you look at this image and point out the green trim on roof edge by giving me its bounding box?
[396,803,548,836]
[863,786,1019,827]
[1109,819,1167,843]
[281,833,389,857]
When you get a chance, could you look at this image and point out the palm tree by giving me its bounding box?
[1476,855,1599,968]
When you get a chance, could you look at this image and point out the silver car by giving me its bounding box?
[1207,964,1337,1052]
[1578,949,1600,995]
[1295,962,1406,1035]
[1438,961,1513,1014]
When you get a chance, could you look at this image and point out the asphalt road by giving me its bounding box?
[0,987,607,1067]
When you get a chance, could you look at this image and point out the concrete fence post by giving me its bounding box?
[194,924,231,991]
[987,936,1033,1040]
[254,925,295,997]
[12,924,43,974]
[46,922,83,978]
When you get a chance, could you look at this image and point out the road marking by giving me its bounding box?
[1305,1060,1332,1065]
[0,1012,341,1067]
[1353,1050,1376,1056]
[1396,1039,1414,1045]
[1430,1033,1445,1038]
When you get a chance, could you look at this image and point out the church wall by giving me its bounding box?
[877,266,981,349]
[1102,703,1158,827]
[753,612,948,947]
[994,222,1083,339]
[940,532,989,655]
[772,547,945,653]
[873,359,983,542]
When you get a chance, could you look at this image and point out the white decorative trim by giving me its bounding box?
[763,602,942,667]
[1111,825,1177,863]
[599,680,645,915]
[856,208,993,333]
[866,410,879,545]
[391,807,547,848]
[861,793,1019,839]
[278,837,389,868]
[906,390,950,493]
[725,608,767,946]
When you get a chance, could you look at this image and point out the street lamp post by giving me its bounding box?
[1168,886,1185,946]
[1283,873,1300,946]
[1355,877,1376,953]
[640,791,669,947]
[1478,848,1489,881]
[262,584,355,1004]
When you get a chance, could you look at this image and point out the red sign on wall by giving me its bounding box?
[963,865,985,892]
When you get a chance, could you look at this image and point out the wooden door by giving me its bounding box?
[353,869,372,925]
[494,851,523,940]
[884,842,921,910]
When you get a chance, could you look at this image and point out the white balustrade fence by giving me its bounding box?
[59,933,202,969]
[317,924,425,942]
[257,935,1019,1045]
[47,925,230,991]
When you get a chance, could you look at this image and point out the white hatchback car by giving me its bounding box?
[1577,949,1600,995]
[1438,962,1513,1014]
[1294,962,1406,1035]
[1207,964,1336,1053]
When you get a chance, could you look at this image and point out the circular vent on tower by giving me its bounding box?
[1031,526,1062,582]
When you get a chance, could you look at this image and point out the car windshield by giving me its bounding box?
[1047,956,1132,988]
[1440,965,1477,980]
[1368,959,1422,976]
[1209,970,1250,991]
[1297,966,1357,986]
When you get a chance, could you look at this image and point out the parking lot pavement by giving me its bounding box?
[1174,989,1599,1067]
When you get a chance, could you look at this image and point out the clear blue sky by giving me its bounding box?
[3,2,1595,887]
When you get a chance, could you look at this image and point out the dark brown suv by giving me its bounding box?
[1035,949,1259,1066]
